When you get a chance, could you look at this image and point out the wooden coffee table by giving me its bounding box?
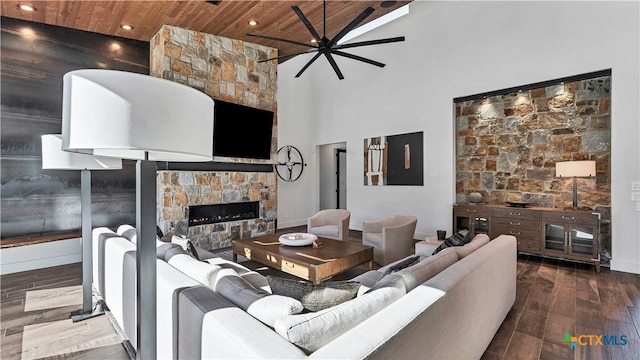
[232,233,373,284]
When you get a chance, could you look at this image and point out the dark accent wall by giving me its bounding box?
[0,17,149,238]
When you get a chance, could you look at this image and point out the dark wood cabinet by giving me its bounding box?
[453,204,491,239]
[453,204,601,271]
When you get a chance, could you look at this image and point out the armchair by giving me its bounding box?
[307,209,351,241]
[362,215,418,265]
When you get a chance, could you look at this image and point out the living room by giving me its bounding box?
[1,1,639,359]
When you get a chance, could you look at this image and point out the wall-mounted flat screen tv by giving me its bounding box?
[213,100,274,160]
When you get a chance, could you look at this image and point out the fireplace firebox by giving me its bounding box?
[188,201,260,227]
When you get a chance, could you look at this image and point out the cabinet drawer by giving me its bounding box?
[492,217,539,231]
[541,211,599,225]
[493,226,540,246]
[492,207,540,220]
[454,205,492,217]
[247,250,310,279]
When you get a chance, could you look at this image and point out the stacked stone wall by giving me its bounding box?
[150,25,278,248]
[157,171,277,250]
[455,75,611,213]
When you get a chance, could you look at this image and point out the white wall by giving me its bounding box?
[0,238,81,275]
[277,1,640,273]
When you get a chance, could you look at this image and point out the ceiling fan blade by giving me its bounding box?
[258,49,320,63]
[336,36,405,50]
[324,52,345,80]
[328,7,375,47]
[295,52,323,78]
[292,6,322,42]
[333,51,385,68]
[247,33,317,49]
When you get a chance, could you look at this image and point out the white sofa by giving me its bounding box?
[94,226,516,359]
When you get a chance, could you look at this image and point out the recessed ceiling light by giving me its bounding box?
[380,1,397,8]
[311,39,318,43]
[248,20,258,26]
[120,24,133,30]
[17,4,37,12]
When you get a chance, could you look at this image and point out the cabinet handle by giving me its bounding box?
[509,221,521,226]
[467,209,477,213]
[509,212,521,216]
[562,215,575,220]
[509,231,521,235]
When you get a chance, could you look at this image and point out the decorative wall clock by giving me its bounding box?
[276,145,305,182]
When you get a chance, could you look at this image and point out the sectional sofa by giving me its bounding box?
[92,227,516,359]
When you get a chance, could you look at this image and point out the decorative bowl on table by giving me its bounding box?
[278,233,318,246]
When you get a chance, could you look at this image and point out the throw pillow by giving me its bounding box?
[156,242,182,260]
[216,273,303,327]
[432,230,471,255]
[171,235,189,250]
[267,276,360,312]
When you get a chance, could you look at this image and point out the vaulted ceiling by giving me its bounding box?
[0,1,411,62]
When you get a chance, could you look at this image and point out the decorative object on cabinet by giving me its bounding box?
[555,160,597,210]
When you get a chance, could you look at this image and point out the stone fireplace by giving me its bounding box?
[150,25,278,250]
[157,171,276,250]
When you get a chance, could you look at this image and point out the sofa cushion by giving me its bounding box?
[267,276,360,312]
[274,284,405,353]
[167,253,222,289]
[216,272,303,327]
[452,234,490,259]
[394,250,459,292]
[117,224,137,243]
[157,242,182,259]
[350,270,385,296]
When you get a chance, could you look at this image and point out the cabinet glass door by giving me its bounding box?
[570,226,595,256]
[544,224,565,252]
[474,217,489,234]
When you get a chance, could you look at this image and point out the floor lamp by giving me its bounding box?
[555,160,596,210]
[41,134,122,321]
[60,69,214,359]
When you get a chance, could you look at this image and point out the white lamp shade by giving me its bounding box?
[555,160,596,177]
[41,134,122,170]
[61,69,214,162]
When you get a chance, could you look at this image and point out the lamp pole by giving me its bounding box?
[136,158,157,360]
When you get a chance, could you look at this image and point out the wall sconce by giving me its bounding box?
[555,160,596,210]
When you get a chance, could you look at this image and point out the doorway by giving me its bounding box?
[318,142,346,210]
[336,149,347,209]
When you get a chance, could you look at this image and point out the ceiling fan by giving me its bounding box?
[248,0,405,80]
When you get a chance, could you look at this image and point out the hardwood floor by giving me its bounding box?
[4,243,640,359]
[483,254,640,360]
[0,264,130,360]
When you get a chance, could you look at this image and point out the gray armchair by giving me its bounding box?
[307,209,351,241]
[362,215,418,266]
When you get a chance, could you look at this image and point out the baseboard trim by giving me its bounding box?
[610,259,640,274]
[276,219,306,230]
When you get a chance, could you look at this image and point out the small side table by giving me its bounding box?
[414,236,445,257]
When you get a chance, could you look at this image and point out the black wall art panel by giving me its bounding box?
[0,17,149,238]
[386,132,424,186]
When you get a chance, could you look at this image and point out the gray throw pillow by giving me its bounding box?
[157,243,182,259]
[267,276,360,312]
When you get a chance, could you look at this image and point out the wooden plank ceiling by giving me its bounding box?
[1,0,411,62]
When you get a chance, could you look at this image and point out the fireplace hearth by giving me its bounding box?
[189,201,260,227]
